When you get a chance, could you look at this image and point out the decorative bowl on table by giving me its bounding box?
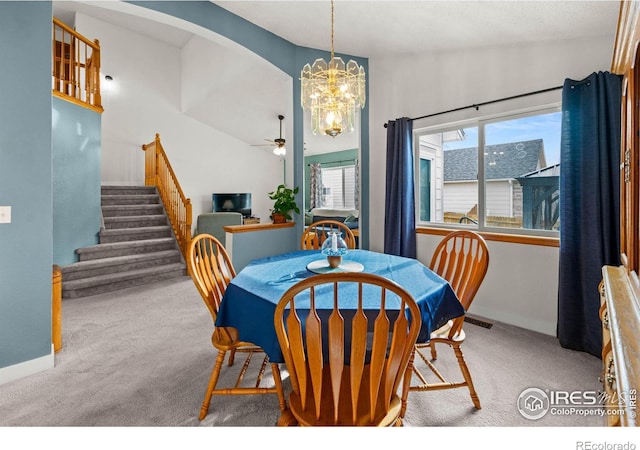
[321,231,349,268]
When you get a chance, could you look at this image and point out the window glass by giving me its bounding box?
[418,126,479,226]
[416,108,561,235]
[321,165,356,209]
[484,112,561,230]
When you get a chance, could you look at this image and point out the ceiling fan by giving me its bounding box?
[252,114,286,156]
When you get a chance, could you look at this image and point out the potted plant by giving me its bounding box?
[268,184,300,223]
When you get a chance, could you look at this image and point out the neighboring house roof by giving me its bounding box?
[444,139,546,181]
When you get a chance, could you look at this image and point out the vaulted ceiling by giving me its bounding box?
[52,1,620,154]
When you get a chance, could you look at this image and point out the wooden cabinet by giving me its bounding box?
[600,0,640,427]
[599,267,639,426]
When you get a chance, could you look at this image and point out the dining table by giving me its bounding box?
[215,249,466,363]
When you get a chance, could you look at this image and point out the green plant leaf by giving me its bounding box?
[268,184,300,219]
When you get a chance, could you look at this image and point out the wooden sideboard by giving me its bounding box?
[599,266,639,426]
[600,1,640,427]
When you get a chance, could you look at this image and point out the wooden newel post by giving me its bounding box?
[52,265,62,353]
[92,39,102,109]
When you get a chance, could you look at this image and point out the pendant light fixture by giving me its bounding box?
[300,0,366,138]
[273,114,286,156]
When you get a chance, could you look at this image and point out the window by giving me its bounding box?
[321,165,356,209]
[415,107,561,236]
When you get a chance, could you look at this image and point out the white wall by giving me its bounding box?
[368,35,615,335]
[416,233,560,335]
[75,13,285,225]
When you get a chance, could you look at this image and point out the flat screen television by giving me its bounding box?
[212,193,252,218]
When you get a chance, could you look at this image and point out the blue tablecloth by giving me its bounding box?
[215,249,465,363]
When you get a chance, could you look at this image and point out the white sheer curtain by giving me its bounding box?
[354,159,359,210]
[309,163,323,209]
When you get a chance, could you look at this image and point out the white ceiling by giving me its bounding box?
[52,0,621,154]
[213,0,620,58]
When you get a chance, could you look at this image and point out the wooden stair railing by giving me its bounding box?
[52,17,103,113]
[142,134,193,270]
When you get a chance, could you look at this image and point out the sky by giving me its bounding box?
[443,111,562,167]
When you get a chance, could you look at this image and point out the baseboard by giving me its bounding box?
[0,347,54,386]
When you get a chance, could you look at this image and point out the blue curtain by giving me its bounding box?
[558,71,621,357]
[384,117,416,258]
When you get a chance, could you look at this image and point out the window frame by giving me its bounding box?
[414,103,562,239]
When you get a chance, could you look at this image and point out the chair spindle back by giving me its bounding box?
[429,231,489,336]
[275,272,420,426]
[301,220,357,250]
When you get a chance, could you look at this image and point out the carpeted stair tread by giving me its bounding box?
[62,250,182,280]
[99,225,170,234]
[76,237,176,254]
[101,195,161,206]
[76,237,178,261]
[100,185,157,194]
[62,268,188,298]
[65,249,180,270]
[98,226,172,243]
[103,215,168,229]
[102,204,165,217]
[62,263,187,291]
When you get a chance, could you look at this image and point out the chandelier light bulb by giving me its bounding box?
[326,110,336,126]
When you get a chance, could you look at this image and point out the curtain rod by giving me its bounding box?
[307,158,357,166]
[383,85,563,128]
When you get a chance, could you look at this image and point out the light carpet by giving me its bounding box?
[0,276,606,433]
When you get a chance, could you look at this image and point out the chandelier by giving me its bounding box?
[301,0,366,138]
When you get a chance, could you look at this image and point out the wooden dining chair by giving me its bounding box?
[301,220,357,250]
[402,230,489,414]
[274,272,421,426]
[188,233,288,421]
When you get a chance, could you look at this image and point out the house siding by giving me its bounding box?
[486,179,515,218]
[443,181,478,215]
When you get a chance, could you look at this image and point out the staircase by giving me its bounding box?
[61,186,187,299]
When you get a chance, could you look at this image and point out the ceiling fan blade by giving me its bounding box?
[251,138,282,147]
[250,115,286,150]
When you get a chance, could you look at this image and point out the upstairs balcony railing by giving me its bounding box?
[52,17,102,112]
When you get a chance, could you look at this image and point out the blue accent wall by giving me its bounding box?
[229,227,299,272]
[0,1,53,368]
[52,98,102,266]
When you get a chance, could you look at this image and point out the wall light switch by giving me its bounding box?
[0,206,11,224]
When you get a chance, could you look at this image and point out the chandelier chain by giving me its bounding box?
[330,0,335,59]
